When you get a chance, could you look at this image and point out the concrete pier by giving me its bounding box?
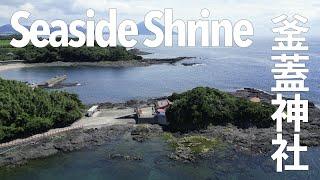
[38,75,67,88]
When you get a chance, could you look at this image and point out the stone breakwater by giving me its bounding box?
[0,125,84,149]
[0,124,163,167]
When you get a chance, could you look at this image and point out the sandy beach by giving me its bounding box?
[0,57,193,72]
[0,63,30,72]
[0,61,145,72]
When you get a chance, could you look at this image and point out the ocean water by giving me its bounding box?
[0,38,319,179]
[0,38,319,105]
[0,136,320,180]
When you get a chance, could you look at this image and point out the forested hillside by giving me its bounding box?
[0,78,84,143]
[166,87,276,132]
[0,35,142,62]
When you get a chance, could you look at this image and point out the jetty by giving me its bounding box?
[38,75,67,88]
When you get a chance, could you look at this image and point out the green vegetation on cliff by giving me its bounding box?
[0,78,84,143]
[15,45,142,63]
[0,35,142,62]
[166,87,276,132]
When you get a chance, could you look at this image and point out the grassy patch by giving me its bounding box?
[162,132,175,141]
[162,132,179,149]
[163,133,221,154]
[0,40,11,48]
[0,39,16,60]
[180,136,220,154]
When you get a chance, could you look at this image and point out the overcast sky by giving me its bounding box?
[0,0,319,37]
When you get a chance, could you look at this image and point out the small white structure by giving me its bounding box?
[86,105,99,117]
[250,97,261,103]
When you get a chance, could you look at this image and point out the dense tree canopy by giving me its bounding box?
[0,78,84,143]
[166,87,276,132]
[15,45,142,63]
[0,35,142,62]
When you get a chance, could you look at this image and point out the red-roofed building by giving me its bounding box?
[155,99,172,109]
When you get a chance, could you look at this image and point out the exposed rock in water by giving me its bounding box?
[181,62,203,66]
[0,125,135,167]
[107,153,143,161]
[128,48,152,55]
[164,134,220,163]
[131,124,163,142]
[189,106,320,155]
[143,57,194,64]
[168,148,196,163]
[0,124,164,167]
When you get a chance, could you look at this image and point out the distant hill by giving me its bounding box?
[0,24,86,35]
[0,20,176,36]
[136,20,177,35]
[0,24,30,35]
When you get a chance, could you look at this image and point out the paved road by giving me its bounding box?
[72,108,136,128]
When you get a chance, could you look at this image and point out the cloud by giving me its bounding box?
[0,5,12,20]
[19,3,35,12]
[0,0,318,36]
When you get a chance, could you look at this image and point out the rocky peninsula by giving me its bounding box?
[1,88,319,167]
[0,56,194,72]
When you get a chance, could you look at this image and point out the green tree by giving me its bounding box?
[166,87,276,132]
[0,78,84,143]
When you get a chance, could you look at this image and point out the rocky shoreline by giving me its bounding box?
[0,124,163,167]
[1,88,320,167]
[0,57,194,72]
[96,89,320,161]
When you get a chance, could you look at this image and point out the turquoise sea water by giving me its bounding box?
[0,135,319,180]
[0,38,319,179]
[0,38,319,105]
